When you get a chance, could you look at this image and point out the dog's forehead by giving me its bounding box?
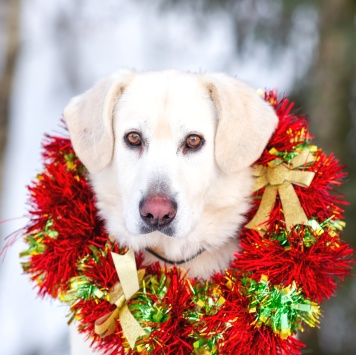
[116,71,216,130]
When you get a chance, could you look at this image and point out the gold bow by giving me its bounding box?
[245,149,315,232]
[95,249,146,349]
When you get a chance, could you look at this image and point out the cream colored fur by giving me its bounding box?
[64,70,278,354]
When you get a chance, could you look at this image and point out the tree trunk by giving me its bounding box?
[308,0,356,161]
[301,1,356,354]
[0,0,20,184]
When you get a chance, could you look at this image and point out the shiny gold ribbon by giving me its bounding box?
[245,149,315,231]
[95,249,146,349]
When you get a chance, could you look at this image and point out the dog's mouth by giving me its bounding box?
[139,224,176,237]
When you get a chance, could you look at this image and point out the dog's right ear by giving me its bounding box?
[64,70,134,174]
[201,73,278,174]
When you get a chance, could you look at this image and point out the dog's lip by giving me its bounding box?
[139,224,176,237]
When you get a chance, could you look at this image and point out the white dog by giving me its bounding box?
[64,70,278,354]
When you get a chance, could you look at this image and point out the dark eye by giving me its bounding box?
[186,134,204,150]
[125,132,142,147]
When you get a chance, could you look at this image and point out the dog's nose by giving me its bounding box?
[139,195,177,229]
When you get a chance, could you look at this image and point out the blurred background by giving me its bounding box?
[0,0,355,354]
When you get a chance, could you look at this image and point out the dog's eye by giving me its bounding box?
[125,132,142,146]
[186,134,203,150]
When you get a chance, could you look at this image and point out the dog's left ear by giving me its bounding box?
[202,73,278,174]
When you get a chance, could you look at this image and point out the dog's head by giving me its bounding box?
[64,70,277,277]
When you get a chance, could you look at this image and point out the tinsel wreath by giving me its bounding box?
[21,90,354,355]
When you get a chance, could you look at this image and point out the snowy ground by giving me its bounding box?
[0,1,315,354]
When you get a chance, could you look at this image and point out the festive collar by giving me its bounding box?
[145,247,206,265]
[21,90,354,355]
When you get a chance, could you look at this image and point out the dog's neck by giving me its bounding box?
[141,238,238,279]
[145,246,206,265]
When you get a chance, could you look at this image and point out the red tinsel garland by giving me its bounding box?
[20,90,354,355]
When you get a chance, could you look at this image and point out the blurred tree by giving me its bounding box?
[158,0,356,161]
[0,0,20,185]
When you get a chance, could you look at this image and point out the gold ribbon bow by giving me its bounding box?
[245,149,315,231]
[95,249,146,349]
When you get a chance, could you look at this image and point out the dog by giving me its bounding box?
[64,70,278,354]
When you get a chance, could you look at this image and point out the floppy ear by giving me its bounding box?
[64,70,133,173]
[202,73,278,174]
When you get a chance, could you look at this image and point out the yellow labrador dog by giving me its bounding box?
[64,70,278,354]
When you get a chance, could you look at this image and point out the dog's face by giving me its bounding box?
[112,74,217,239]
[64,70,278,278]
